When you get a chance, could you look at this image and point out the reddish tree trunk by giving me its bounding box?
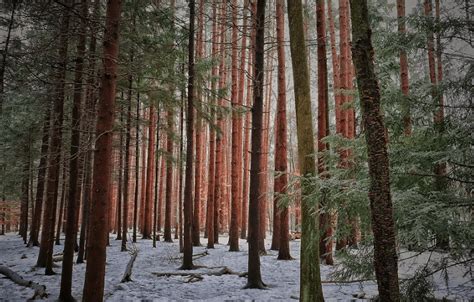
[316,0,333,265]
[273,0,291,260]
[164,111,174,242]
[143,106,156,239]
[82,0,122,300]
[229,0,242,252]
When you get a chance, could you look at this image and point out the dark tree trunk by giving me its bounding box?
[28,104,52,247]
[287,0,325,300]
[82,0,122,300]
[181,0,196,270]
[55,164,68,246]
[164,110,174,243]
[59,1,87,299]
[206,0,218,249]
[36,2,71,275]
[0,1,16,115]
[316,0,333,266]
[350,0,400,300]
[133,92,140,243]
[245,0,266,290]
[19,143,30,244]
[116,108,124,241]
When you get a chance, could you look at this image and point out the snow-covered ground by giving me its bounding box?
[0,233,472,301]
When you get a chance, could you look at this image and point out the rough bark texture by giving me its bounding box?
[122,74,133,252]
[316,0,333,266]
[245,0,266,290]
[164,111,174,243]
[143,105,156,239]
[37,2,71,274]
[206,0,218,249]
[133,92,140,243]
[82,0,122,300]
[59,0,87,299]
[274,0,291,260]
[181,0,196,270]
[229,0,242,252]
[28,104,52,247]
[397,0,411,135]
[287,0,325,301]
[350,0,400,300]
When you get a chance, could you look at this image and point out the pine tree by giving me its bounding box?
[82,0,122,300]
[287,0,325,300]
[350,0,400,299]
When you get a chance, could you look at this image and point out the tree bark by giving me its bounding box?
[206,0,218,249]
[245,0,266,290]
[59,1,87,299]
[350,0,400,300]
[274,0,291,260]
[164,110,174,242]
[133,91,140,243]
[316,0,333,265]
[229,0,242,252]
[181,0,196,270]
[397,0,411,135]
[82,0,122,300]
[287,0,325,300]
[36,2,71,275]
[143,104,156,239]
[28,104,52,247]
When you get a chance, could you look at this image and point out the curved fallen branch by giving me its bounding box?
[0,266,47,299]
[121,247,138,282]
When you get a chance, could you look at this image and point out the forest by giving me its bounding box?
[0,0,472,301]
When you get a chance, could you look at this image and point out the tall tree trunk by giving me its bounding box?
[116,109,124,240]
[192,0,205,247]
[397,0,411,135]
[274,0,291,260]
[19,143,30,243]
[28,104,52,247]
[59,0,87,298]
[153,111,160,248]
[181,0,196,270]
[287,1,325,301]
[55,164,67,246]
[144,104,156,239]
[139,109,147,233]
[229,0,242,252]
[213,1,227,244]
[316,0,333,265]
[431,0,448,249]
[82,0,122,300]
[164,110,174,242]
[0,1,16,115]
[133,92,140,243]
[350,0,400,300]
[36,2,71,275]
[206,0,218,249]
[239,0,250,241]
[245,0,266,290]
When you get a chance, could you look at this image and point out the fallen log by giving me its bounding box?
[121,248,138,282]
[0,266,47,299]
[171,251,209,260]
[152,266,247,281]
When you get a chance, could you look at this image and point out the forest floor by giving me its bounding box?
[0,233,472,301]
